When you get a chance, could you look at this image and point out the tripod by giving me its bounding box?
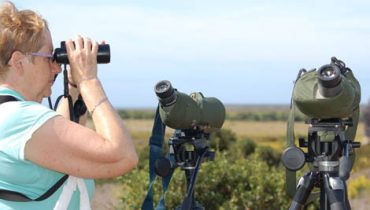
[288,119,360,210]
[167,128,215,210]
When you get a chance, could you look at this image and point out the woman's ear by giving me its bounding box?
[8,51,25,71]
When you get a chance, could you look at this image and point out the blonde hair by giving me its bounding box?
[0,1,49,70]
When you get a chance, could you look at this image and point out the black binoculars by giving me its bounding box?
[53,41,110,64]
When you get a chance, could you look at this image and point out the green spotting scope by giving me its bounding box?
[154,80,225,130]
[292,57,361,120]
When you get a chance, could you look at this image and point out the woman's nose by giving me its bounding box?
[51,62,62,74]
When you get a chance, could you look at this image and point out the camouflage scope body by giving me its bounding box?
[293,69,360,119]
[159,91,226,130]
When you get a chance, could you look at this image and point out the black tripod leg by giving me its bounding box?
[323,174,350,210]
[289,172,316,210]
[181,150,207,210]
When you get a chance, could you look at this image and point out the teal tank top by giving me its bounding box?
[0,87,94,210]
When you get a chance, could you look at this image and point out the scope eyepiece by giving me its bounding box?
[53,41,110,64]
[155,80,177,107]
[317,64,343,97]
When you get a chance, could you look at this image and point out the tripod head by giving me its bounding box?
[283,118,361,210]
[306,119,359,169]
[153,126,214,210]
[171,127,214,169]
[283,118,360,178]
[154,126,215,178]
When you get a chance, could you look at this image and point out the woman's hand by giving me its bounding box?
[65,35,98,86]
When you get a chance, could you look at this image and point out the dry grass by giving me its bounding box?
[222,120,307,138]
[121,119,366,151]
[123,119,305,136]
[89,118,366,152]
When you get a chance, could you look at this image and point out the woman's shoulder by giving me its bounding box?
[0,93,59,161]
[0,88,59,139]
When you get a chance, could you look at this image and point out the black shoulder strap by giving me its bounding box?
[0,175,69,202]
[0,95,69,202]
[0,95,18,104]
[34,174,69,201]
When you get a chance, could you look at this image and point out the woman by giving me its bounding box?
[0,1,138,209]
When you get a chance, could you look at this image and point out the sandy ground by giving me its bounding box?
[349,168,370,210]
[91,183,119,210]
[91,175,370,210]
[351,196,370,210]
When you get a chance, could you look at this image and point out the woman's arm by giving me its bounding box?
[25,95,138,178]
[24,35,138,178]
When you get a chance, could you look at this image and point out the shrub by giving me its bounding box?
[117,151,291,210]
[209,129,237,151]
[240,137,256,158]
[348,175,370,198]
[256,146,281,167]
[352,144,370,172]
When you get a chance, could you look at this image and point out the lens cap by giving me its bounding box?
[154,157,172,177]
[282,146,306,171]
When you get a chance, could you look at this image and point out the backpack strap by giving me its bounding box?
[0,95,69,202]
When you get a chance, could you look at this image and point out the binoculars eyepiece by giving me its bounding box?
[53,41,110,64]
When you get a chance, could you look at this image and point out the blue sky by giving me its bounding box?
[11,0,370,108]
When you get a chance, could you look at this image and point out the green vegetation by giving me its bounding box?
[348,175,370,198]
[116,105,368,122]
[104,106,370,209]
[117,129,292,210]
[352,144,370,172]
[225,105,304,121]
[209,129,237,151]
[116,105,307,121]
[118,109,155,119]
